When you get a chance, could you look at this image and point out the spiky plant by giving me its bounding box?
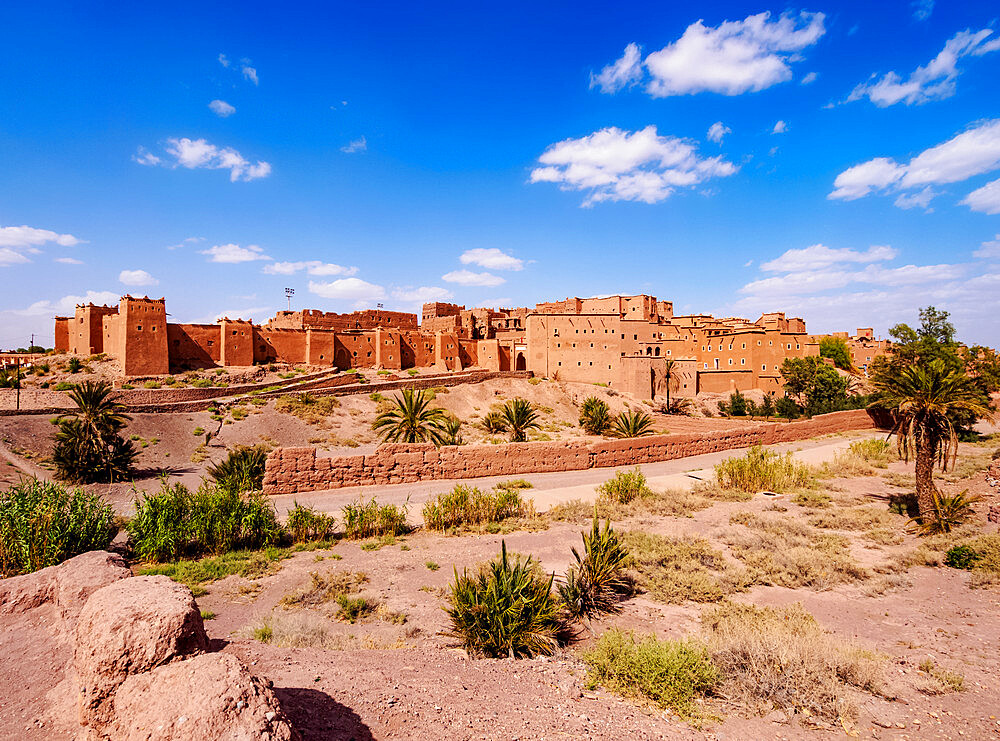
[579,396,612,435]
[481,410,508,434]
[611,409,654,438]
[870,358,994,519]
[0,368,22,388]
[909,489,981,535]
[666,397,695,416]
[207,445,269,493]
[558,514,631,621]
[441,416,464,446]
[52,380,136,483]
[446,541,562,658]
[500,398,540,442]
[371,388,448,445]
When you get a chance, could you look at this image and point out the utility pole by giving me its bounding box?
[14,355,20,412]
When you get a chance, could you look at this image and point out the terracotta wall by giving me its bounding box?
[254,328,308,364]
[167,324,220,369]
[262,408,885,495]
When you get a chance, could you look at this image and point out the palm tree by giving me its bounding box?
[53,380,136,483]
[611,409,654,438]
[663,359,676,409]
[481,411,508,434]
[371,388,448,445]
[579,396,612,435]
[501,398,540,442]
[441,416,463,446]
[870,358,993,519]
[58,380,131,437]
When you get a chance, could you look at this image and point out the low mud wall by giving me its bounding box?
[263,408,888,495]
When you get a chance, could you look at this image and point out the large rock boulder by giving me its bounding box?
[73,575,208,727]
[88,652,298,741]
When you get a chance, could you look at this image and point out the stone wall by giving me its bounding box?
[262,408,887,495]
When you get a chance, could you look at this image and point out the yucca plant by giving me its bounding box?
[611,410,654,439]
[481,410,508,434]
[559,515,631,621]
[0,368,22,388]
[909,489,980,535]
[446,541,563,658]
[207,445,269,493]
[579,396,612,435]
[501,398,540,442]
[371,388,448,445]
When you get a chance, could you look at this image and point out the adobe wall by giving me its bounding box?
[220,320,254,366]
[54,318,70,353]
[254,328,308,365]
[167,324,220,370]
[262,408,885,495]
[400,332,435,368]
[119,297,169,376]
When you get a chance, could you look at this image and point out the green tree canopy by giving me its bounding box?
[818,336,853,371]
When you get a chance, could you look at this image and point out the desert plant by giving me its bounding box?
[500,398,540,442]
[481,410,508,434]
[714,446,813,494]
[665,396,695,416]
[422,484,530,531]
[371,388,448,445]
[909,489,980,535]
[597,468,651,504]
[611,409,654,438]
[440,416,463,446]
[0,479,116,576]
[341,496,409,539]
[67,357,82,373]
[446,541,563,658]
[559,515,631,620]
[944,544,981,570]
[285,502,336,543]
[207,445,269,493]
[579,397,612,435]
[0,368,22,388]
[718,391,748,417]
[336,594,377,623]
[52,380,137,484]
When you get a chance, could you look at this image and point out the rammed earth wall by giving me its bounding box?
[262,408,889,495]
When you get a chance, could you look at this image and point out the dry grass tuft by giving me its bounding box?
[714,446,814,494]
[807,506,900,533]
[916,658,965,694]
[548,487,712,523]
[275,393,340,426]
[623,531,747,604]
[250,611,351,649]
[820,438,894,478]
[278,570,368,609]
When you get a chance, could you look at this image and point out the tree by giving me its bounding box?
[579,397,612,435]
[718,390,748,417]
[441,416,464,445]
[611,409,654,438]
[52,380,137,483]
[501,398,540,442]
[663,359,676,409]
[819,337,854,371]
[371,388,448,445]
[779,357,853,415]
[870,359,993,519]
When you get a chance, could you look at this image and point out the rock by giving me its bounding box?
[90,653,298,741]
[74,576,208,727]
[0,551,130,623]
[989,503,1000,525]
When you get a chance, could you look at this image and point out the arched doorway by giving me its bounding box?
[335,348,350,369]
[515,352,526,371]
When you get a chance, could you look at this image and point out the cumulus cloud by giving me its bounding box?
[829,119,1000,207]
[340,136,367,154]
[707,122,731,144]
[200,243,271,263]
[641,11,825,97]
[0,225,83,267]
[118,269,158,287]
[242,64,258,85]
[135,138,271,182]
[974,235,1000,259]
[961,178,1000,214]
[530,125,737,206]
[772,120,787,134]
[13,290,120,317]
[55,257,83,265]
[591,43,643,93]
[801,71,818,84]
[391,286,454,303]
[459,248,523,271]
[262,261,358,276]
[0,248,30,266]
[894,187,937,211]
[209,99,236,117]
[308,277,386,301]
[442,269,505,287]
[761,244,897,272]
[847,29,1000,107]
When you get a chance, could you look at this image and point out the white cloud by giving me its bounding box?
[198,306,273,323]
[136,138,271,182]
[262,260,358,277]
[0,225,82,249]
[847,29,1000,107]
[830,119,1000,206]
[218,53,230,68]
[893,187,937,211]
[55,257,83,265]
[530,125,737,206]
[912,0,934,21]
[706,122,731,144]
[201,243,272,264]
[459,248,523,271]
[801,71,818,84]
[242,65,258,85]
[772,120,787,134]
[642,11,825,97]
[961,178,1000,214]
[391,286,454,303]
[166,237,204,251]
[14,290,120,317]
[0,248,31,266]
[118,269,158,286]
[442,269,505,287]
[340,136,367,154]
[308,277,386,301]
[974,235,1000,259]
[209,99,236,117]
[591,43,643,93]
[761,244,897,272]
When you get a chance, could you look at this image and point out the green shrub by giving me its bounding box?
[579,397,612,435]
[911,490,980,535]
[67,357,82,373]
[611,410,654,438]
[143,380,161,389]
[597,468,651,504]
[336,594,377,623]
[582,629,717,718]
[341,497,409,539]
[207,445,268,493]
[52,380,137,484]
[139,546,292,589]
[422,484,530,531]
[944,544,980,570]
[481,410,508,434]
[285,502,335,543]
[53,381,74,391]
[0,480,116,577]
[715,446,813,494]
[559,516,631,620]
[446,541,563,658]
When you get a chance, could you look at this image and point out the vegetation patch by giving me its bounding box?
[916,658,965,694]
[279,570,368,609]
[285,502,336,543]
[598,468,652,504]
[138,547,292,591]
[821,438,894,478]
[422,484,532,531]
[341,497,410,539]
[275,393,341,426]
[623,531,746,604]
[559,517,631,620]
[714,446,813,494]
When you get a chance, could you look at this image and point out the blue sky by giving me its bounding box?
[1,0,999,349]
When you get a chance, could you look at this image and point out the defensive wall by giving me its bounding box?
[261,408,889,495]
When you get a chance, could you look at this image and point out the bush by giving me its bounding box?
[579,397,612,435]
[422,484,530,531]
[583,629,717,718]
[127,482,282,561]
[611,410,654,438]
[207,445,269,493]
[715,446,813,494]
[52,380,137,484]
[275,393,340,425]
[446,541,563,658]
[718,391,748,417]
[559,516,631,620]
[597,468,651,504]
[944,544,980,570]
[285,502,336,543]
[624,531,743,604]
[341,497,409,539]
[53,381,74,391]
[911,489,980,535]
[0,480,116,577]
[481,410,508,434]
[67,357,82,373]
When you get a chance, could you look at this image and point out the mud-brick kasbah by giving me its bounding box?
[53,293,889,398]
